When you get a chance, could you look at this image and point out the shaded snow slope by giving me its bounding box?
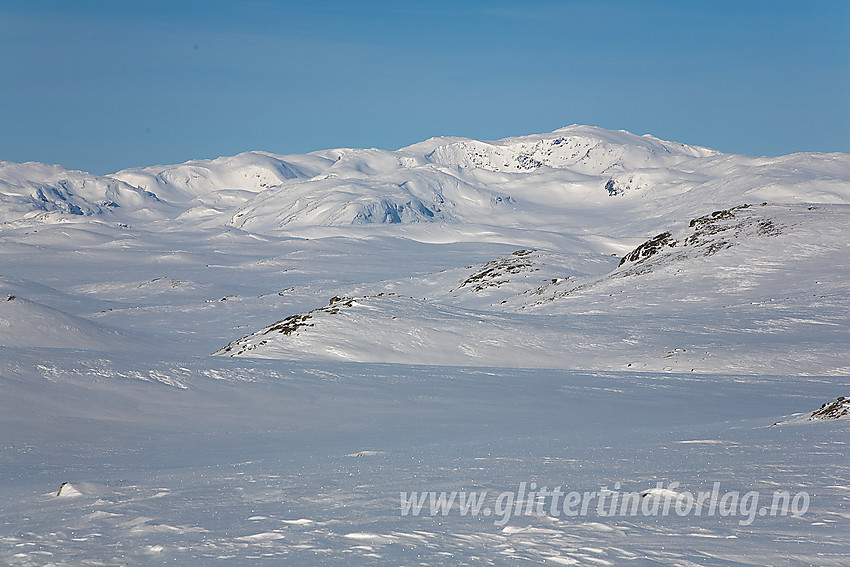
[0,294,128,349]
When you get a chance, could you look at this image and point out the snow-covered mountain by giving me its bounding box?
[2,126,849,565]
[417,124,719,173]
[0,161,167,223]
[2,125,848,373]
[197,126,850,233]
[111,151,334,221]
[5,125,849,234]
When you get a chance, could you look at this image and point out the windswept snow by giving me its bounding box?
[1,125,849,565]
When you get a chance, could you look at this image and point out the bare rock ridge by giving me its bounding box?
[455,249,537,292]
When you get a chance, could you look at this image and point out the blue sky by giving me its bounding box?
[2,0,849,174]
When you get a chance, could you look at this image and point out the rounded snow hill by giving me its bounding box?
[0,294,127,350]
[218,126,850,233]
[112,151,334,205]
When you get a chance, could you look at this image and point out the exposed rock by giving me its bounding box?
[56,482,82,497]
[810,396,850,420]
[215,295,367,356]
[619,204,783,269]
[618,232,676,267]
[456,250,538,292]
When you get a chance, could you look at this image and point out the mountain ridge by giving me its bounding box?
[3,126,848,233]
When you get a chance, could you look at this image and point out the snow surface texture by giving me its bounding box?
[1,125,849,565]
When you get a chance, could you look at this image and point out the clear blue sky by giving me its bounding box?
[2,0,849,174]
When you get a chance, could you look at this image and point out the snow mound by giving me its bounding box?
[772,396,850,426]
[213,293,588,367]
[616,203,781,270]
[639,487,690,501]
[0,294,127,350]
[525,203,833,308]
[56,482,82,498]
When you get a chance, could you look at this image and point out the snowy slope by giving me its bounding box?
[774,396,850,425]
[214,203,850,375]
[0,294,129,349]
[226,151,517,230]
